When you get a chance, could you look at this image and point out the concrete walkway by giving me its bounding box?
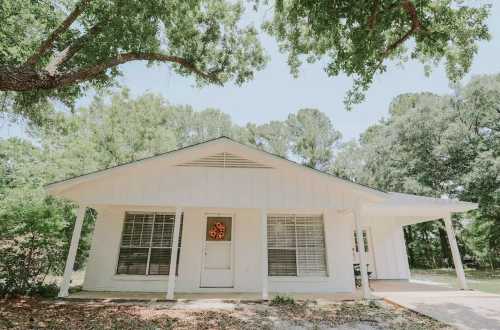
[372,280,500,330]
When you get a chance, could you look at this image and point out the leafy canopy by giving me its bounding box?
[0,0,266,123]
[0,0,492,124]
[265,0,491,109]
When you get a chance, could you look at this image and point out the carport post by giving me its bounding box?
[354,208,371,299]
[444,213,468,290]
[58,206,86,297]
[261,209,269,300]
[166,207,183,299]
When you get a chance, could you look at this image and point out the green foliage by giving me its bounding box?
[270,294,295,305]
[1,0,492,124]
[0,0,266,123]
[287,109,341,170]
[334,74,500,268]
[265,0,490,109]
[0,138,95,296]
[0,190,85,296]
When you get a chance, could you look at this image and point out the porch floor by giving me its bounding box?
[65,279,457,302]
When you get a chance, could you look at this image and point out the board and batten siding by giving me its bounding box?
[365,217,410,280]
[83,206,356,293]
[58,163,368,210]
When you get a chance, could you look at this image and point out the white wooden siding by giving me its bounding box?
[61,165,359,209]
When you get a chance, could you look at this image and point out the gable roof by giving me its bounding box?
[45,136,478,216]
[45,136,386,197]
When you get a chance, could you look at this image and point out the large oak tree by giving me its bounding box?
[0,0,492,123]
[0,0,266,123]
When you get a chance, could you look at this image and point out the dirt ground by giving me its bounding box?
[0,297,451,330]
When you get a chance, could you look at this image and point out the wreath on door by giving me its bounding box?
[208,221,226,240]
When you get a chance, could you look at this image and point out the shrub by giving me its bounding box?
[0,191,94,297]
[270,295,295,305]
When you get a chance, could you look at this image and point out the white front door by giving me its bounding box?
[353,228,377,278]
[200,215,234,287]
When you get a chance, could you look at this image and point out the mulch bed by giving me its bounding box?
[0,297,451,329]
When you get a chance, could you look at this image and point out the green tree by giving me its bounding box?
[265,0,490,109]
[287,108,341,170]
[0,138,95,295]
[1,0,492,124]
[252,120,290,157]
[0,0,266,123]
[335,74,500,269]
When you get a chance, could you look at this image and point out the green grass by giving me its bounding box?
[411,268,500,294]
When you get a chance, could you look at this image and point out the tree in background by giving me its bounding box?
[0,139,95,296]
[334,74,500,269]
[0,0,491,124]
[248,121,290,157]
[287,109,341,170]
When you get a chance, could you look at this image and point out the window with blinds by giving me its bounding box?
[116,212,182,275]
[267,214,327,277]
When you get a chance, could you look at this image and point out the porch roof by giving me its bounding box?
[363,192,478,224]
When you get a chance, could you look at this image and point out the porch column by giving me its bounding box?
[166,207,183,299]
[354,208,371,299]
[58,206,86,298]
[261,209,269,300]
[444,213,468,290]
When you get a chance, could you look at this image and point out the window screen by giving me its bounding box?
[267,214,327,277]
[117,212,182,275]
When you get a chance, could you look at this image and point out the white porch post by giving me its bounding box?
[444,213,468,290]
[261,209,269,300]
[166,207,183,299]
[58,206,86,298]
[354,208,371,299]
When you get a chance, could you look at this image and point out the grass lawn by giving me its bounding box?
[0,297,450,330]
[411,268,500,294]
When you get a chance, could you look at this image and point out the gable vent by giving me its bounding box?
[177,152,272,169]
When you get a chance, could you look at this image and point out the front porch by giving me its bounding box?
[63,279,449,302]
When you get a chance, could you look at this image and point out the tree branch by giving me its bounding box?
[368,0,380,30]
[25,0,92,66]
[382,0,422,57]
[1,52,222,92]
[59,52,222,86]
[45,23,102,75]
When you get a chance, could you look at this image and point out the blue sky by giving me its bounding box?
[2,2,500,141]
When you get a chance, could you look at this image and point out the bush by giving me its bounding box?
[270,295,295,305]
[0,192,94,297]
[0,282,59,298]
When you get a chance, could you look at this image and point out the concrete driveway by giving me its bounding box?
[372,280,500,330]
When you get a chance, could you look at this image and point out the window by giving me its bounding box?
[267,214,327,277]
[116,212,182,275]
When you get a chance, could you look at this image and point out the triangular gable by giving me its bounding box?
[45,136,386,200]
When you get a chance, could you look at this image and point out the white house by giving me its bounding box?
[46,137,477,299]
